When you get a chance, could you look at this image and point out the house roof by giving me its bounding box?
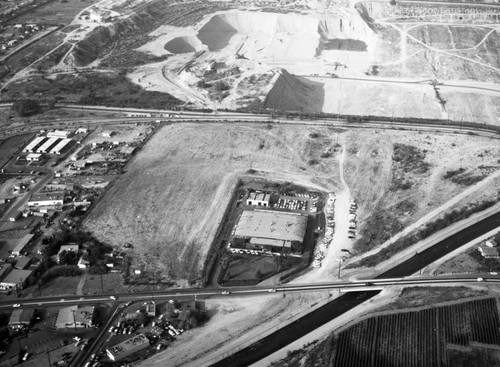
[58,244,79,254]
[479,246,499,257]
[234,210,307,242]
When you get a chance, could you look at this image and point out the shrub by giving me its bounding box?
[11,99,41,117]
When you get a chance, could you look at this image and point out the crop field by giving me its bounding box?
[331,298,500,367]
[83,123,342,285]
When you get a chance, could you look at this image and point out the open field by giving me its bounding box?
[83,123,343,285]
[6,0,98,25]
[0,133,35,168]
[343,129,500,256]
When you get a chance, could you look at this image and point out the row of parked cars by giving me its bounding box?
[348,199,357,239]
[312,193,336,268]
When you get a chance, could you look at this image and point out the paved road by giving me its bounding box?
[2,274,500,311]
[0,171,53,226]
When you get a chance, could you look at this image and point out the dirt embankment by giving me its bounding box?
[264,69,325,113]
[72,10,156,66]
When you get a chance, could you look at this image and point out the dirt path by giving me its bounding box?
[76,272,87,296]
[294,134,352,283]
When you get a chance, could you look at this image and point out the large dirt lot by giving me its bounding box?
[83,123,344,285]
[83,123,500,287]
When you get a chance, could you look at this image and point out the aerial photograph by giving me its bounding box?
[0,0,499,366]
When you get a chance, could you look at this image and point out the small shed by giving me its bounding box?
[486,240,498,248]
[102,130,113,138]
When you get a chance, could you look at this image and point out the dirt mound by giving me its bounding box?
[264,69,325,113]
[164,35,205,54]
[197,11,319,58]
[317,15,375,54]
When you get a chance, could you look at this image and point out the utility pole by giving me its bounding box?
[99,273,104,293]
[336,258,343,279]
[71,309,77,333]
[46,347,51,367]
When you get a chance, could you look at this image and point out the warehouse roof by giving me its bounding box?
[234,210,307,242]
[1,269,32,285]
[56,305,94,327]
[9,308,34,326]
[29,192,65,203]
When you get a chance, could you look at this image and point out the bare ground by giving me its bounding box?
[83,123,345,285]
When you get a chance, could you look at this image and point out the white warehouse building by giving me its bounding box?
[49,139,72,154]
[23,136,47,153]
[28,192,64,207]
[36,138,60,153]
[47,130,71,139]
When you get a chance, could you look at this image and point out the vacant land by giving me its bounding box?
[1,72,182,109]
[0,132,35,168]
[343,130,500,256]
[84,123,343,285]
[7,0,98,25]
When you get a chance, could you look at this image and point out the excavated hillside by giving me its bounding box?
[72,11,157,66]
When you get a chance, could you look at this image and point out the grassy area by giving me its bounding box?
[7,0,99,25]
[0,133,35,168]
[347,198,500,268]
[2,72,183,109]
[82,272,128,295]
[374,287,488,312]
[4,31,66,77]
[37,276,80,297]
[390,143,430,191]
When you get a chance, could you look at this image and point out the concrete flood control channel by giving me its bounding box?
[212,210,500,366]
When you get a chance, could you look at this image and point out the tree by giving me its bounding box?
[11,99,41,117]
[58,250,78,265]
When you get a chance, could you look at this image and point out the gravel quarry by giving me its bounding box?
[126,3,500,125]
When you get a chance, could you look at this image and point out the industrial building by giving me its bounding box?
[8,308,34,330]
[28,192,64,207]
[49,138,72,154]
[230,209,308,255]
[246,192,271,207]
[26,153,43,162]
[0,269,33,291]
[106,334,149,362]
[47,130,71,139]
[36,137,60,153]
[11,234,34,256]
[23,136,46,153]
[55,305,95,329]
[14,256,31,270]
